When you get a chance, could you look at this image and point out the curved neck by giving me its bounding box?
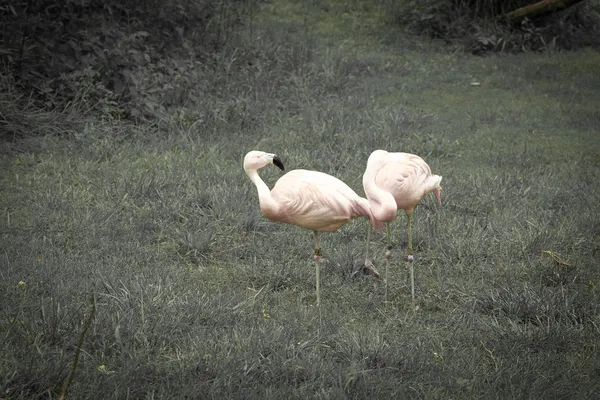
[363,168,397,222]
[246,169,280,218]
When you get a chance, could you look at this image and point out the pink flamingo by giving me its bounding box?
[362,150,442,303]
[244,150,383,305]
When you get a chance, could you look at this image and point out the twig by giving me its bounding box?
[59,293,96,400]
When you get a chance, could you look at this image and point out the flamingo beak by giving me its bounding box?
[433,188,442,207]
[272,155,285,171]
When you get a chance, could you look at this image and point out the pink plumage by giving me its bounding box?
[269,169,383,232]
[363,150,442,222]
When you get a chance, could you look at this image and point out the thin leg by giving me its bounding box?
[313,231,321,306]
[364,222,371,266]
[407,213,415,304]
[385,223,391,302]
[360,222,380,278]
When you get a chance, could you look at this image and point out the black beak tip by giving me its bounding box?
[273,156,285,171]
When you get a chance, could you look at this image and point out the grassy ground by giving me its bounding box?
[2,0,600,398]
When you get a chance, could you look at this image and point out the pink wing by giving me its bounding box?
[272,170,378,232]
[375,153,434,211]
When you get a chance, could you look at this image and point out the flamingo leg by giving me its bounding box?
[364,223,371,266]
[313,230,321,306]
[407,213,415,304]
[385,222,391,302]
[360,223,380,278]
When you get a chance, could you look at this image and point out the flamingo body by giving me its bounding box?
[362,150,442,303]
[364,150,441,221]
[269,169,379,232]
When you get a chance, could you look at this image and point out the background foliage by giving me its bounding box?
[0,0,254,124]
[1,0,599,132]
[395,0,600,54]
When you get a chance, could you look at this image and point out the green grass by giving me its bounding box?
[2,0,600,398]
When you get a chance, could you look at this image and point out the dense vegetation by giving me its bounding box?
[1,0,599,126]
[1,0,600,398]
[396,0,600,53]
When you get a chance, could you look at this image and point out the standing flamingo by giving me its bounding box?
[362,150,442,303]
[244,150,383,306]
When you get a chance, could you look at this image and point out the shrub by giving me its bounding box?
[393,0,600,54]
[0,0,255,123]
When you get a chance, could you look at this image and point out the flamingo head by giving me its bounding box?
[243,151,285,174]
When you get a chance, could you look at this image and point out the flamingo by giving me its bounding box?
[243,150,383,306]
[362,150,442,303]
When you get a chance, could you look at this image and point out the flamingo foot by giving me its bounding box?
[362,260,380,278]
[351,260,380,278]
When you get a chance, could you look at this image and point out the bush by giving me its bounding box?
[394,0,600,54]
[0,0,255,124]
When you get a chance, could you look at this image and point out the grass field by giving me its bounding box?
[2,0,600,398]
